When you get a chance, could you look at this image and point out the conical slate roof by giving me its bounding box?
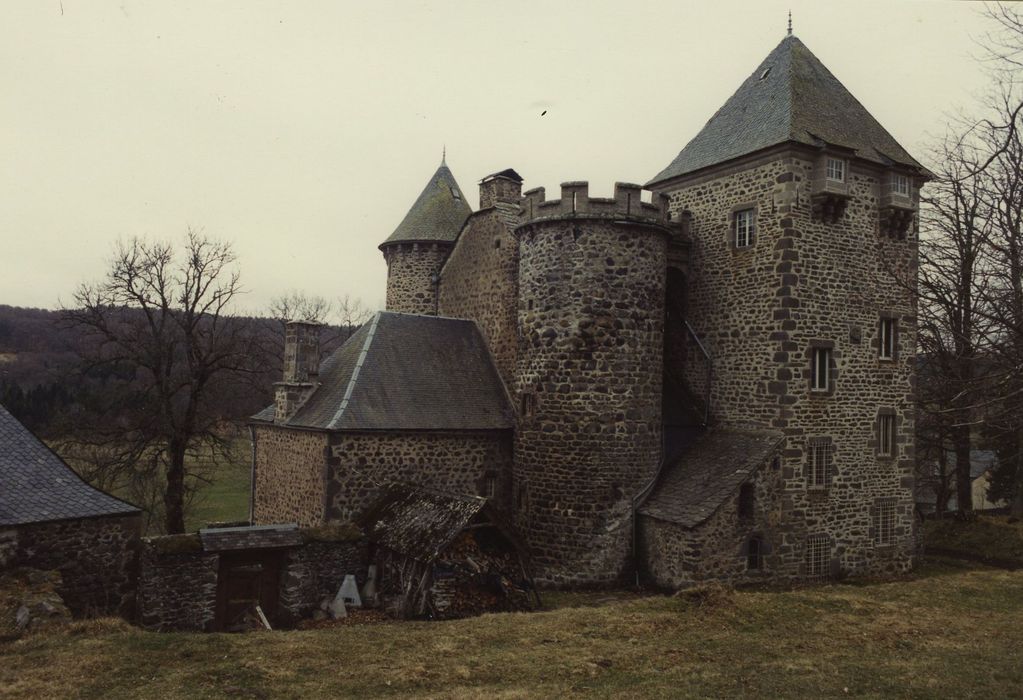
[648,35,924,187]
[380,160,472,247]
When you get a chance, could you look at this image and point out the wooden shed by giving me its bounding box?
[360,485,538,619]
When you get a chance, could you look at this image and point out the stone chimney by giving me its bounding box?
[274,320,321,424]
[479,168,524,209]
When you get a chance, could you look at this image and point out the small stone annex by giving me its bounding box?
[0,403,141,617]
[251,32,925,590]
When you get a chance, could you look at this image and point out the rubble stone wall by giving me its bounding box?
[438,205,521,387]
[659,150,917,581]
[327,431,513,521]
[137,536,218,631]
[12,515,141,618]
[513,197,669,586]
[382,242,452,315]
[252,425,328,527]
[278,538,368,625]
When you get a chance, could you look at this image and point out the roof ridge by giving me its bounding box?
[327,311,382,430]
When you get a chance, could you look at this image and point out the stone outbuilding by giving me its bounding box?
[250,311,514,527]
[0,403,141,617]
[360,484,537,619]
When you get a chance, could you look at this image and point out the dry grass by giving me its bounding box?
[2,558,1022,699]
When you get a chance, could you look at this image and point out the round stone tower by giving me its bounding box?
[513,182,672,586]
[380,158,471,315]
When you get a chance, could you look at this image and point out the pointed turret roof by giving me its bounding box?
[381,160,472,247]
[648,35,924,187]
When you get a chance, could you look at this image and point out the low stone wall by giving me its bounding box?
[9,514,141,618]
[278,529,368,625]
[138,525,366,632]
[137,534,219,631]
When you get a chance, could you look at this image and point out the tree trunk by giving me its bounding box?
[953,425,973,515]
[1012,429,1023,520]
[164,439,187,534]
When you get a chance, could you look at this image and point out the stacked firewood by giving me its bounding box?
[430,530,535,618]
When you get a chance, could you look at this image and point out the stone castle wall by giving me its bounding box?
[513,182,670,586]
[327,431,513,522]
[639,454,783,589]
[252,426,329,527]
[382,242,452,315]
[660,151,917,581]
[438,205,521,387]
[11,514,141,617]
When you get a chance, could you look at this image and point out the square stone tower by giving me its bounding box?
[646,34,926,581]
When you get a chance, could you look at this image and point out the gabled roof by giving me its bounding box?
[253,311,514,431]
[639,427,784,528]
[0,403,139,527]
[380,161,472,247]
[360,484,516,564]
[648,35,924,187]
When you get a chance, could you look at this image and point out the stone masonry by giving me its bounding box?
[252,425,329,527]
[327,431,513,521]
[658,150,917,579]
[512,183,672,585]
[381,242,451,315]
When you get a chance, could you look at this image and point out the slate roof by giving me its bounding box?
[252,311,514,431]
[648,35,924,187]
[0,403,139,527]
[360,484,499,564]
[380,161,472,247]
[639,427,784,528]
[199,523,303,552]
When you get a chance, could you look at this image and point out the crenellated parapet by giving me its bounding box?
[518,182,670,226]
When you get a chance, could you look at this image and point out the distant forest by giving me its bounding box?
[0,304,345,437]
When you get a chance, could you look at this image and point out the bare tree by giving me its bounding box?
[336,293,372,342]
[61,231,259,533]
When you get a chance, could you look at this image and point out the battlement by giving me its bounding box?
[519,182,670,225]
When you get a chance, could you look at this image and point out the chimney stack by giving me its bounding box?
[479,169,524,209]
[275,320,321,424]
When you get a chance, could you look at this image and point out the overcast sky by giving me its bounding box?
[0,1,996,313]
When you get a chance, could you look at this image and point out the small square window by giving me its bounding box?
[826,158,846,183]
[734,209,755,248]
[811,347,831,392]
[878,413,896,457]
[891,174,909,197]
[879,318,896,360]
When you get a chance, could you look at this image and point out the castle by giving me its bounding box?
[250,33,924,589]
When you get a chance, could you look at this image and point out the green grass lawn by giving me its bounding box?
[2,559,1022,699]
[184,446,252,532]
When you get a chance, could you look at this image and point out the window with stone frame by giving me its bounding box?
[520,391,536,419]
[734,208,755,248]
[826,157,846,183]
[874,497,897,546]
[891,174,910,197]
[747,536,763,570]
[810,346,832,392]
[481,473,497,499]
[738,482,755,520]
[807,437,835,488]
[877,411,896,458]
[879,317,897,360]
[805,534,831,582]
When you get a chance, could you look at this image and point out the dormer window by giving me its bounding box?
[891,174,909,197]
[826,157,846,183]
